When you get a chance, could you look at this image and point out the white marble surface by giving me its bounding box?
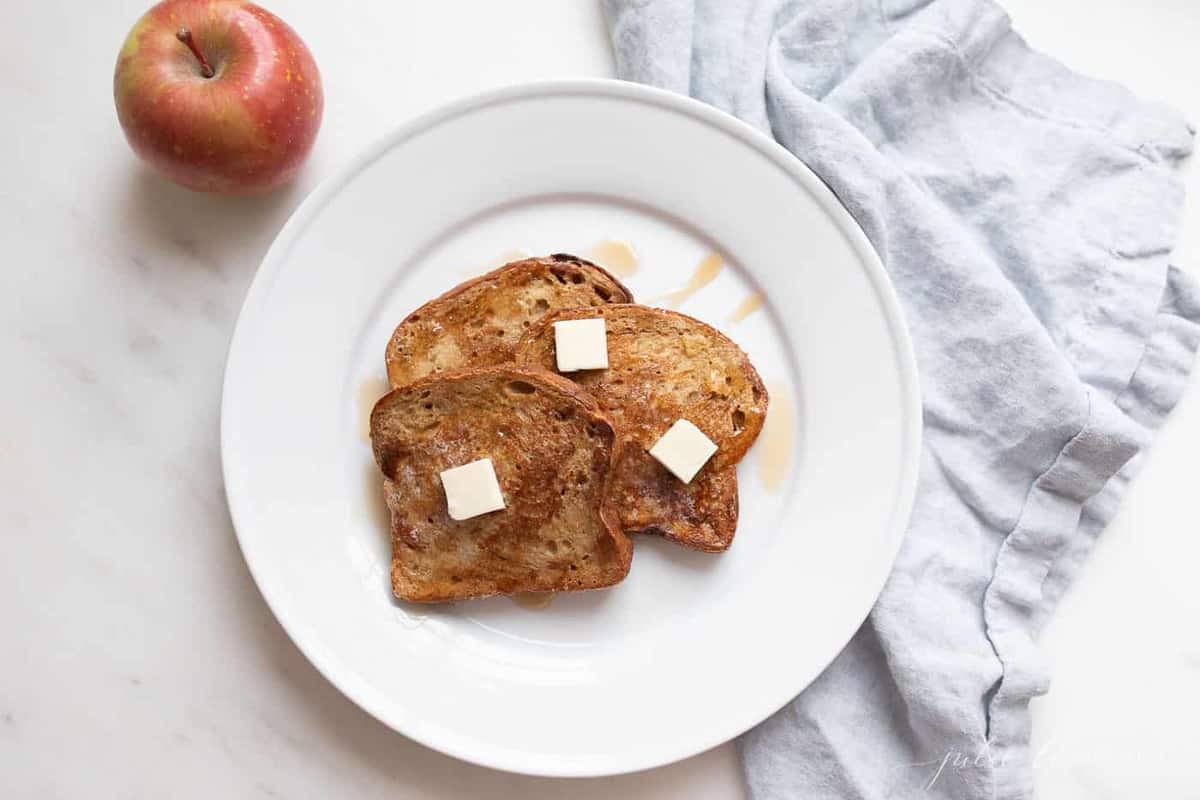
[1,1,1196,797]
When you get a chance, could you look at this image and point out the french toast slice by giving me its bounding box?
[385,254,632,388]
[514,305,768,552]
[370,366,632,602]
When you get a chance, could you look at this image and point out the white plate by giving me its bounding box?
[221,79,921,777]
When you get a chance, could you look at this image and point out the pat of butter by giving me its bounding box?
[648,419,718,483]
[553,318,608,372]
[439,458,505,521]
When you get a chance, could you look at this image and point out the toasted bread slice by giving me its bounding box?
[384,254,633,388]
[370,367,632,602]
[514,305,768,551]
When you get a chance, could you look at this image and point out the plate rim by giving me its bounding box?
[220,77,923,777]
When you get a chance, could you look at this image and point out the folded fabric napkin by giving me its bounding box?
[603,1,1199,797]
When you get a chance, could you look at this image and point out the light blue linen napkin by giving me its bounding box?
[603,1,1199,797]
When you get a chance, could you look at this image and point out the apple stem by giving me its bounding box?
[175,28,215,78]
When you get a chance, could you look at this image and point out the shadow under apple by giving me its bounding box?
[117,163,308,279]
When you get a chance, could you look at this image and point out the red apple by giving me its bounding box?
[114,0,323,194]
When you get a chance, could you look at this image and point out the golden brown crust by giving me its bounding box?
[613,459,740,552]
[384,255,633,389]
[369,366,632,602]
[514,304,768,551]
